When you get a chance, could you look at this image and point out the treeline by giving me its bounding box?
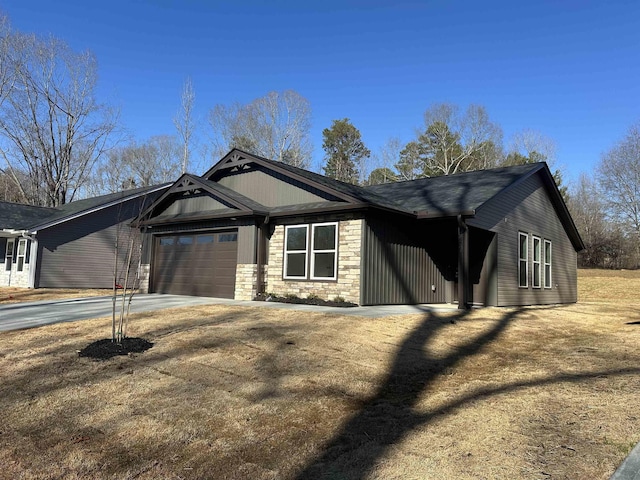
[0,14,637,268]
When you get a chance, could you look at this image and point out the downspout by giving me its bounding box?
[457,215,470,310]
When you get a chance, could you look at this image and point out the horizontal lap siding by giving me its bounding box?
[470,173,577,306]
[37,200,143,289]
[361,215,446,305]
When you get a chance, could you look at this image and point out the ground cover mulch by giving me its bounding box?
[78,337,154,360]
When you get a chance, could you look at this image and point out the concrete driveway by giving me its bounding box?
[0,294,223,332]
[0,293,458,332]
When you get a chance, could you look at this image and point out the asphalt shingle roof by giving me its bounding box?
[365,163,543,215]
[0,202,59,230]
[1,184,170,231]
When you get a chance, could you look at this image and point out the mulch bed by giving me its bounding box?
[78,338,154,360]
[255,294,358,308]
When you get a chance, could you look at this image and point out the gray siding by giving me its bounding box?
[237,224,257,264]
[217,169,333,207]
[361,215,447,305]
[37,199,144,289]
[155,193,229,218]
[469,172,577,306]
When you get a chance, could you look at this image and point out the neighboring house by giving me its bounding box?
[0,184,169,289]
[136,149,584,307]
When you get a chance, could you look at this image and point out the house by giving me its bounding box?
[0,184,168,289]
[135,149,584,307]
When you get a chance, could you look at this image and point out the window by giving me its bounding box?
[16,239,27,272]
[218,233,238,242]
[532,236,541,288]
[178,236,193,245]
[284,225,308,279]
[197,235,214,244]
[518,232,528,288]
[544,240,552,289]
[284,222,338,280]
[5,239,14,271]
[310,223,338,280]
[159,237,174,246]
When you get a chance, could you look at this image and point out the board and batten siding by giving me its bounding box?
[468,172,577,306]
[216,168,335,207]
[154,193,231,218]
[361,215,446,305]
[36,200,143,289]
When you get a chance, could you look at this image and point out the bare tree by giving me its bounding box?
[567,173,612,267]
[0,31,117,206]
[0,14,15,108]
[174,76,195,174]
[367,137,402,185]
[598,123,640,267]
[402,103,503,177]
[209,90,312,168]
[93,135,181,194]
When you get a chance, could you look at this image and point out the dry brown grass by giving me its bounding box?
[0,270,638,479]
[0,287,112,304]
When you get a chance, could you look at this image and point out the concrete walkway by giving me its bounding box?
[0,294,457,332]
[611,442,640,480]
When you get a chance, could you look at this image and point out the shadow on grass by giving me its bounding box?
[293,305,640,479]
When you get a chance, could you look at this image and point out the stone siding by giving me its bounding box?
[138,264,150,293]
[0,263,31,287]
[234,263,258,300]
[265,219,362,304]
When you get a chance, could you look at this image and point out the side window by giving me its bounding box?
[284,225,308,279]
[518,232,528,288]
[532,236,541,288]
[544,240,552,289]
[5,239,14,271]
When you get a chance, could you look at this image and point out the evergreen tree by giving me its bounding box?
[322,118,370,184]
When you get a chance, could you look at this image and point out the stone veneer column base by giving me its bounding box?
[234,264,258,300]
[138,264,150,293]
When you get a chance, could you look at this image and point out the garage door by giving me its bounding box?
[152,231,238,298]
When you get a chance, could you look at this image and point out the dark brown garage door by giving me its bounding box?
[152,231,238,298]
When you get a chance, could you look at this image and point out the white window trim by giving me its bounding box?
[5,239,14,272]
[544,240,552,289]
[518,232,528,288]
[283,224,308,280]
[310,222,338,281]
[532,235,541,289]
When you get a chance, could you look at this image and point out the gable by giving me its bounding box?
[154,192,235,219]
[216,167,338,207]
[469,170,583,251]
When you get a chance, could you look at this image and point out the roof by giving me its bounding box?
[1,184,170,233]
[0,202,58,230]
[365,163,543,215]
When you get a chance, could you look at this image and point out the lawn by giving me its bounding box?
[0,270,639,479]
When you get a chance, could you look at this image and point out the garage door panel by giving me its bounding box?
[152,231,238,298]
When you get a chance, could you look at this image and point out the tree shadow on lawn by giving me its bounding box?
[293,306,640,480]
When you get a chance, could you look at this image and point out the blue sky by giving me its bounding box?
[3,0,639,183]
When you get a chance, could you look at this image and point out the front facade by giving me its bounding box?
[136,149,584,307]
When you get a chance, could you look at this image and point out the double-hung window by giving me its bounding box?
[16,239,27,272]
[544,240,552,288]
[284,222,338,280]
[518,232,528,288]
[5,239,14,271]
[532,236,541,288]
